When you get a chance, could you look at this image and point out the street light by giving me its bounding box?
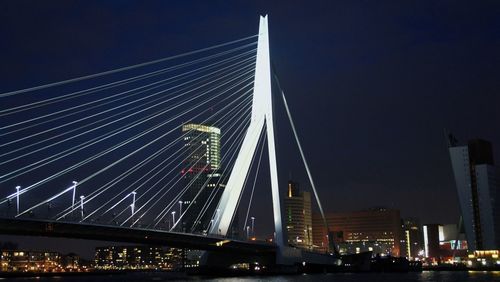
[251,216,255,236]
[71,181,77,215]
[246,226,250,240]
[131,192,137,215]
[80,195,85,219]
[171,211,176,226]
[216,208,220,224]
[15,186,21,215]
[178,201,183,230]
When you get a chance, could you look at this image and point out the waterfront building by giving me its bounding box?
[438,223,468,253]
[0,250,62,272]
[400,218,424,260]
[62,253,80,270]
[422,223,468,262]
[163,247,184,269]
[283,180,313,249]
[422,224,441,259]
[448,138,500,250]
[94,246,193,270]
[312,208,402,256]
[94,246,164,270]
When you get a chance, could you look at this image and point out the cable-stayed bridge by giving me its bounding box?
[0,15,337,268]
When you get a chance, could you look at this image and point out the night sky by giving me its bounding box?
[1,1,500,259]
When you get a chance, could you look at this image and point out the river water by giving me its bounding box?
[1,271,499,281]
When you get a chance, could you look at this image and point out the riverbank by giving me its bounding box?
[0,269,187,279]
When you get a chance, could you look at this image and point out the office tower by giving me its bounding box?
[180,123,224,233]
[401,218,424,260]
[448,137,500,250]
[284,180,313,249]
[182,123,220,171]
[312,208,402,256]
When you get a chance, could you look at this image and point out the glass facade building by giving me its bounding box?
[284,180,313,250]
[180,123,225,234]
[448,138,500,250]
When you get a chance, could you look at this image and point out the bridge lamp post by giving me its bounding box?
[215,208,221,235]
[80,195,85,219]
[178,201,183,229]
[171,211,176,227]
[246,226,250,240]
[131,192,137,216]
[71,181,77,215]
[215,208,220,223]
[251,216,255,236]
[15,186,20,215]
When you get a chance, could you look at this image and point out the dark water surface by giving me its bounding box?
[1,271,500,282]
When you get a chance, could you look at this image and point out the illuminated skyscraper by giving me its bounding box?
[180,123,224,233]
[448,137,500,250]
[182,123,220,171]
[284,180,313,249]
[401,218,424,260]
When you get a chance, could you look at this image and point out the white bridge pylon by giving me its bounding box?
[209,15,284,248]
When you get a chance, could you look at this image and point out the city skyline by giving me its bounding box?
[1,1,500,264]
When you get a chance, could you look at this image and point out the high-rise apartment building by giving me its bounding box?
[180,123,224,233]
[284,180,313,249]
[448,138,500,250]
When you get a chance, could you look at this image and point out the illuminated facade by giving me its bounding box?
[312,208,401,256]
[448,138,500,250]
[180,123,225,233]
[284,180,313,249]
[94,246,165,270]
[1,250,62,272]
[422,223,468,262]
[466,250,500,268]
[401,218,424,260]
[182,123,221,171]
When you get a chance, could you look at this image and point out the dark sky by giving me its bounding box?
[1,1,500,259]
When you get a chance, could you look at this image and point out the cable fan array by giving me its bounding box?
[0,35,261,234]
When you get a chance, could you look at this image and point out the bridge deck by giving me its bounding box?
[0,218,276,254]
